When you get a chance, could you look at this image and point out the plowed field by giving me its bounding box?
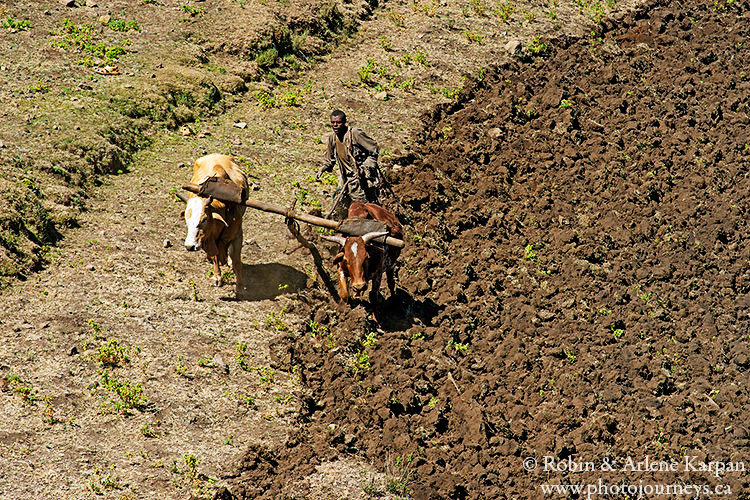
[222,0,750,497]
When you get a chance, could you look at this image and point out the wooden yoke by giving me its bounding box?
[182,181,405,248]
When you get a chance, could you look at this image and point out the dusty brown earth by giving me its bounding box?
[12,0,750,498]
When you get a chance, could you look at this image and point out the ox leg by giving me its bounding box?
[230,227,244,295]
[384,254,397,297]
[338,265,350,303]
[386,265,397,297]
[369,269,383,306]
[212,256,223,287]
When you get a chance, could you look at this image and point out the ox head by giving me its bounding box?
[181,196,228,251]
[322,231,388,299]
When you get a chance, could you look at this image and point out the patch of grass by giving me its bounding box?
[493,0,514,20]
[265,308,288,332]
[2,17,31,30]
[96,339,130,367]
[527,35,549,55]
[51,18,132,67]
[255,47,279,68]
[175,356,189,377]
[414,50,429,66]
[292,180,322,211]
[256,366,276,385]
[107,17,140,32]
[351,349,371,373]
[388,10,405,26]
[6,372,38,403]
[447,339,468,353]
[51,18,95,50]
[98,370,147,414]
[41,395,56,424]
[380,34,393,51]
[140,424,156,437]
[88,467,122,495]
[241,394,257,408]
[28,82,49,93]
[180,4,205,19]
[235,342,250,370]
[385,454,414,497]
[470,0,487,14]
[462,29,485,44]
[523,243,538,260]
[413,0,439,16]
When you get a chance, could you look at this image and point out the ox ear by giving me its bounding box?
[333,252,345,265]
[212,212,229,227]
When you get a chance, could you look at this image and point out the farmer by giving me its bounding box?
[316,110,382,219]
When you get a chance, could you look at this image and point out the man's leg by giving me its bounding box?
[347,176,367,203]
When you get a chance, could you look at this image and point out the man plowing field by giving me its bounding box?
[316,110,383,219]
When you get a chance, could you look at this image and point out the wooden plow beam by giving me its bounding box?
[181,180,405,248]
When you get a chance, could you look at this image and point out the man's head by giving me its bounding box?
[330,110,347,136]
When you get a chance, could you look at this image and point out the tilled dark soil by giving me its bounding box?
[221,0,750,497]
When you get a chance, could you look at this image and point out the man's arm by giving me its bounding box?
[351,128,379,159]
[316,133,336,180]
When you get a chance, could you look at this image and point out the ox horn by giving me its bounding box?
[212,212,228,227]
[320,234,347,246]
[361,231,389,244]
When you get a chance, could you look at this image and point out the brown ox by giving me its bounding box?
[322,202,402,304]
[181,154,247,295]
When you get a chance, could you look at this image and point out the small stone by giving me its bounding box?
[537,310,555,321]
[163,239,172,249]
[505,40,522,55]
[177,162,186,168]
[69,346,79,356]
[374,91,388,101]
[487,127,502,139]
[233,121,247,129]
[86,0,98,6]
[98,14,110,24]
[180,125,193,136]
[62,0,77,7]
[212,353,229,373]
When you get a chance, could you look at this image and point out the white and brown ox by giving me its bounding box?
[181,153,247,295]
[322,202,402,304]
